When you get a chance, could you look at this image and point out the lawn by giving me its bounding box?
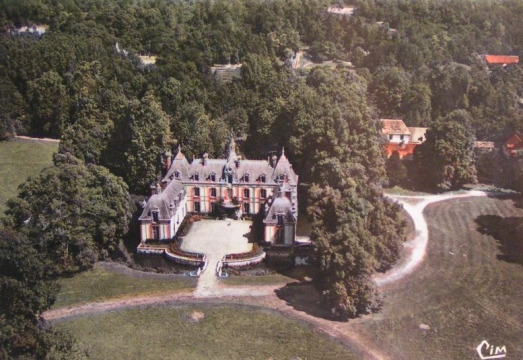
[56,304,358,360]
[360,196,523,359]
[54,262,197,308]
[221,265,316,287]
[0,138,58,214]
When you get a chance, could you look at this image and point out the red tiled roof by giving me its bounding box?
[484,55,519,65]
[504,133,523,150]
[380,119,410,135]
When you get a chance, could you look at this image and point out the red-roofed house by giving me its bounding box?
[381,119,428,158]
[502,133,523,158]
[484,55,519,66]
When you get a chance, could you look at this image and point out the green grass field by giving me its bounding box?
[56,304,358,360]
[0,138,58,214]
[361,196,523,359]
[54,263,197,308]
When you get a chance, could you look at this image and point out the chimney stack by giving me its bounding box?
[271,154,278,168]
[202,153,208,166]
[150,184,158,196]
[164,150,172,170]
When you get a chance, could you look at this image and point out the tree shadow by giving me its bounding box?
[475,215,523,265]
[274,282,342,321]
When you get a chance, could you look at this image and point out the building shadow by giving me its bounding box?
[274,282,341,321]
[475,215,523,265]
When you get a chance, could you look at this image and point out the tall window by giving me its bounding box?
[243,202,250,214]
[243,188,249,198]
[194,202,200,212]
[194,187,200,197]
[152,225,160,240]
[210,188,217,197]
[260,189,267,199]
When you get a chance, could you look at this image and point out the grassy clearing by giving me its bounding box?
[0,138,57,214]
[361,196,523,359]
[56,304,358,360]
[54,263,197,308]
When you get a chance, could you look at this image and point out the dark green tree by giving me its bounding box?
[385,151,408,187]
[0,228,82,360]
[4,157,131,274]
[125,92,173,194]
[414,110,477,190]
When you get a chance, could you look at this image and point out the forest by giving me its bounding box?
[0,0,522,358]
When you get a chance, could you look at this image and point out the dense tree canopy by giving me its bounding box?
[414,110,478,190]
[4,157,132,275]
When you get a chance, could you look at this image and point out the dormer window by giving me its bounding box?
[152,209,159,222]
[278,174,285,181]
[194,173,199,181]
[209,173,216,182]
[242,173,250,182]
[174,170,180,180]
[260,174,266,183]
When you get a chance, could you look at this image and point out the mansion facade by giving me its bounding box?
[138,138,299,247]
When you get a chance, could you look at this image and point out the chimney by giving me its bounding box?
[202,153,208,166]
[161,179,168,191]
[164,150,172,170]
[150,184,158,196]
[271,154,278,168]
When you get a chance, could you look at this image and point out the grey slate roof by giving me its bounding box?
[263,196,295,224]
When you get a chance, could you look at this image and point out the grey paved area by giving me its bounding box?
[180,219,253,296]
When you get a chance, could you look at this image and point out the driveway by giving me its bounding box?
[180,219,253,297]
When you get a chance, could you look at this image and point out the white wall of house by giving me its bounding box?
[387,133,411,144]
[169,195,187,238]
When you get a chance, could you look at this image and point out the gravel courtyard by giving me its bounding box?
[180,219,254,297]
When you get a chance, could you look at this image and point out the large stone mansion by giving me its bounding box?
[138,138,299,248]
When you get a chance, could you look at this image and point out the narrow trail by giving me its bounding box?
[42,190,487,360]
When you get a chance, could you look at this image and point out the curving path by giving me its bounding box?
[374,190,486,286]
[42,190,488,360]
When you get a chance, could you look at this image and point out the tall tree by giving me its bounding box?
[414,110,477,190]
[125,92,173,194]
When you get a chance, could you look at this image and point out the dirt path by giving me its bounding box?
[375,190,486,286]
